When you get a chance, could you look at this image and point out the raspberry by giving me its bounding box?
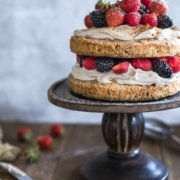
[158,15,173,29]
[141,0,152,8]
[95,58,114,72]
[84,15,94,28]
[166,57,180,73]
[141,13,158,27]
[82,57,96,70]
[112,62,129,74]
[90,10,107,27]
[125,12,141,26]
[106,8,125,27]
[153,61,173,78]
[149,0,168,16]
[131,58,152,71]
[121,0,141,13]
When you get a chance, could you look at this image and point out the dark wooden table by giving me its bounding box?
[0,123,179,180]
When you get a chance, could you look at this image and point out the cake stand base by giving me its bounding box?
[81,151,168,180]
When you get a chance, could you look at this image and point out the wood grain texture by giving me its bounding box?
[0,124,179,180]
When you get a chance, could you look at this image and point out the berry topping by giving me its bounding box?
[125,12,141,26]
[95,58,114,72]
[112,62,129,74]
[138,4,149,15]
[121,0,141,13]
[77,55,86,67]
[141,0,152,8]
[166,57,180,73]
[17,128,33,142]
[131,58,152,71]
[95,0,111,10]
[158,15,173,29]
[106,8,125,27]
[84,15,94,28]
[141,13,158,27]
[37,135,53,150]
[51,124,65,137]
[90,10,107,27]
[82,57,96,70]
[149,0,168,16]
[153,61,173,78]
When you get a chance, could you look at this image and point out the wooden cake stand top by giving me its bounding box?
[48,79,180,113]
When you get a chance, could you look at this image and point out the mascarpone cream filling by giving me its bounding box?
[74,25,180,44]
[72,64,180,86]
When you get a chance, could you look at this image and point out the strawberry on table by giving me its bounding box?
[121,0,141,13]
[149,0,168,16]
[51,124,65,138]
[82,57,96,70]
[131,58,152,71]
[84,15,94,28]
[112,62,129,74]
[125,12,141,26]
[106,8,125,27]
[37,135,53,150]
[17,128,33,142]
[141,13,158,27]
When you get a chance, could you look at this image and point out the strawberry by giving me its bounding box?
[112,62,129,74]
[37,135,53,150]
[17,128,33,142]
[51,124,65,138]
[141,0,152,8]
[131,58,152,71]
[149,0,168,16]
[125,12,141,26]
[95,0,111,11]
[121,0,141,13]
[106,8,125,27]
[25,146,40,163]
[141,13,158,27]
[82,57,96,70]
[166,57,180,73]
[84,15,94,28]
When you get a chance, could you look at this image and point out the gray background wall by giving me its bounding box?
[0,0,179,124]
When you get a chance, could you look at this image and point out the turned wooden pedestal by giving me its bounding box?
[48,79,180,180]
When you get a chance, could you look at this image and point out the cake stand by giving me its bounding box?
[48,79,180,180]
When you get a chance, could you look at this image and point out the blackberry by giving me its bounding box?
[158,15,173,29]
[90,10,107,27]
[153,61,173,78]
[138,4,149,15]
[95,58,114,72]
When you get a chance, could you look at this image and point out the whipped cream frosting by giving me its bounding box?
[72,64,180,86]
[74,25,180,43]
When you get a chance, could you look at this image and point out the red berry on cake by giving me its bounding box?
[82,57,96,70]
[121,0,141,13]
[166,57,180,73]
[106,8,125,27]
[149,0,168,16]
[84,15,94,28]
[125,12,141,26]
[141,0,152,8]
[131,58,152,71]
[112,62,129,74]
[95,0,111,11]
[141,13,158,27]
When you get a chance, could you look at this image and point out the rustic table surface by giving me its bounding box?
[0,123,179,180]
